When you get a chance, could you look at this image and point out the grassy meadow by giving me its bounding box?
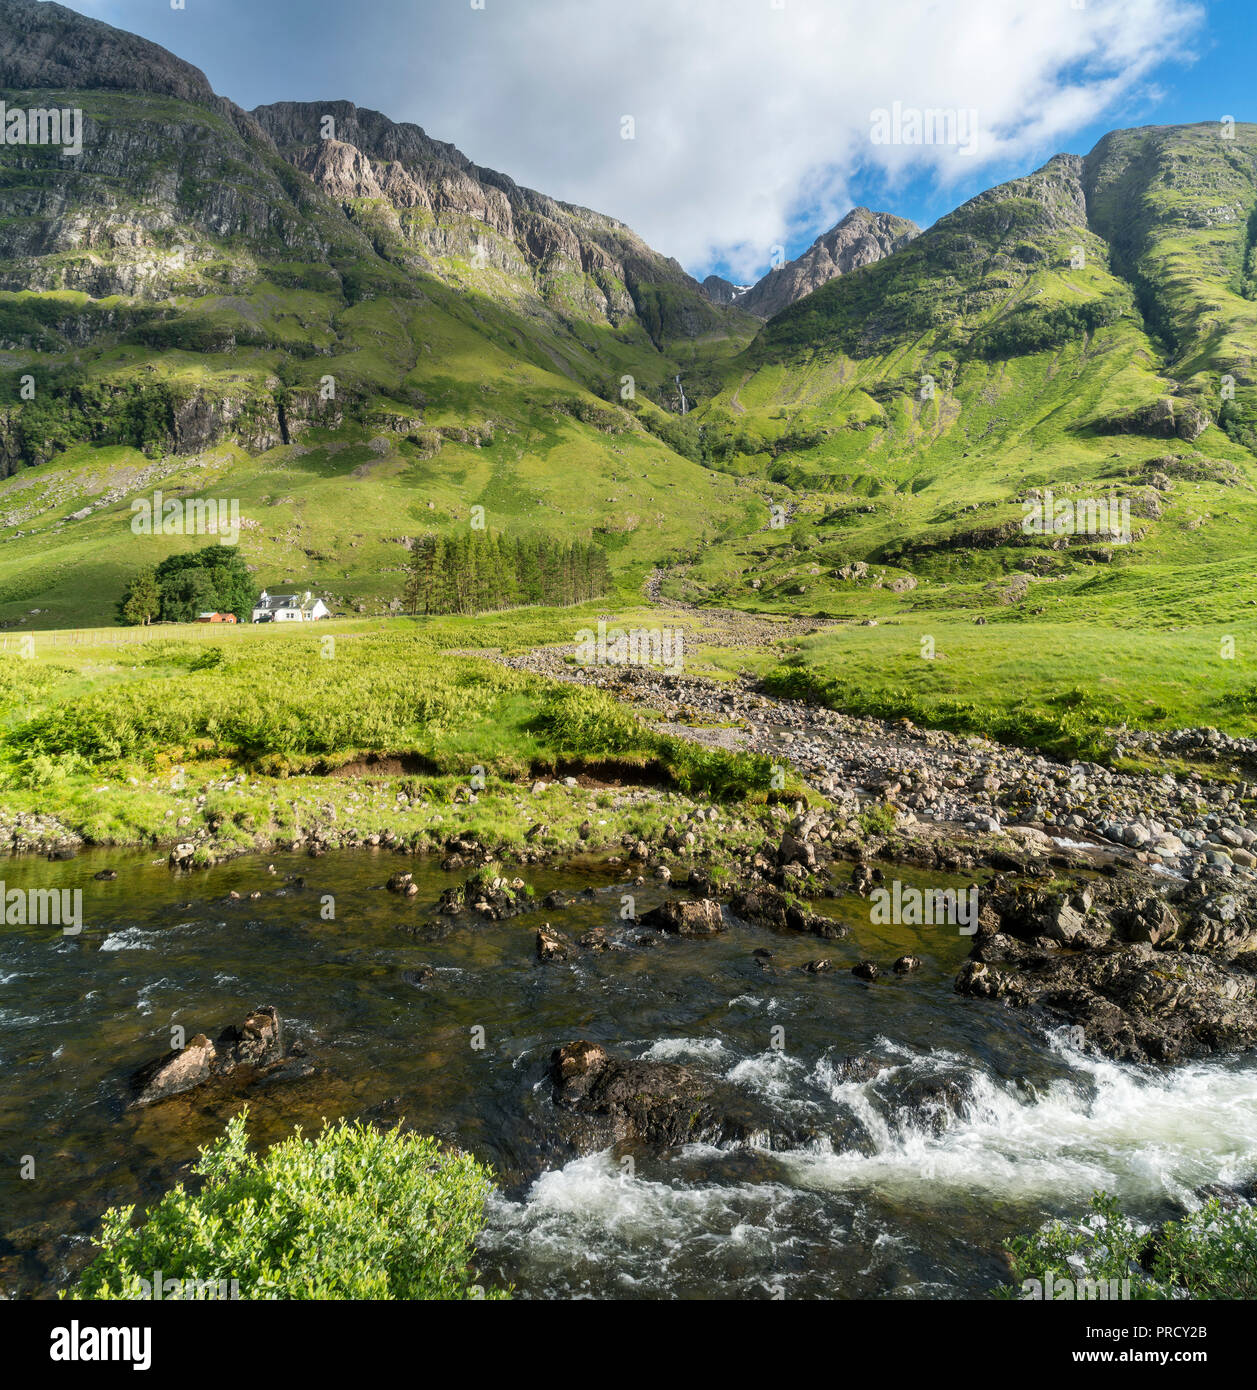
[0,614,798,853]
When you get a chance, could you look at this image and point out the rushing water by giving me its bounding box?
[1,848,1255,1300]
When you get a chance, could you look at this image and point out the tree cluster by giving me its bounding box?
[402,531,609,615]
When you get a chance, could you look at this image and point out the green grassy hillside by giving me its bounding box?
[0,27,757,627]
[671,130,1257,726]
[1,0,1255,751]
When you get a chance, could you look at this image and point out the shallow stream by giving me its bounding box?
[1,849,1254,1299]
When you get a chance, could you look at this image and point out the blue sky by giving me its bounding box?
[61,0,1254,282]
[843,0,1257,265]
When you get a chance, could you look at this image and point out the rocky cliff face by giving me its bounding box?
[729,207,920,320]
[251,100,732,343]
[699,274,749,306]
[0,0,741,354]
[0,2,378,308]
[0,0,214,103]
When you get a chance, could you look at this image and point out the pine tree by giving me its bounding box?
[397,531,607,616]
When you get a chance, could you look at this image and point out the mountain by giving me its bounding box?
[250,100,740,348]
[0,0,219,104]
[0,0,1255,657]
[719,207,920,320]
[699,274,749,307]
[682,125,1257,630]
[0,0,762,626]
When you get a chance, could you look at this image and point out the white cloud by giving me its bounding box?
[75,0,1205,281]
[379,0,1202,280]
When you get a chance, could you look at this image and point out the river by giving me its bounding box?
[1,848,1254,1299]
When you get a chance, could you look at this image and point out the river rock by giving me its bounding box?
[778,831,817,869]
[956,946,1257,1062]
[130,1033,217,1106]
[130,1005,285,1107]
[729,884,849,939]
[218,1005,282,1066]
[440,872,534,920]
[956,876,1257,1059]
[547,1041,818,1150]
[639,897,725,936]
[536,924,572,961]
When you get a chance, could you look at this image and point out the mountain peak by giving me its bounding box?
[0,0,217,104]
[250,99,736,345]
[721,207,920,320]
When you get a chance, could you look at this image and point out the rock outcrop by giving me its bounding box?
[0,0,219,107]
[130,1005,291,1107]
[638,897,725,936]
[547,1040,818,1150]
[955,878,1257,1061]
[731,207,919,320]
[729,884,850,940]
[252,100,734,344]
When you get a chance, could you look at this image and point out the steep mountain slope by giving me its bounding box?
[724,207,919,320]
[0,0,761,626]
[1083,124,1257,450]
[252,100,747,350]
[681,130,1257,630]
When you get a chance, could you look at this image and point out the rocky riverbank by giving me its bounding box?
[6,620,1257,1068]
[491,645,1257,885]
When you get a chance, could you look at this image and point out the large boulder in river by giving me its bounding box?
[130,1005,286,1107]
[130,1033,217,1106]
[730,884,849,940]
[956,945,1257,1062]
[547,1041,820,1150]
[639,898,724,936]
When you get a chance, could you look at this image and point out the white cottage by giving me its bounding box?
[251,590,330,623]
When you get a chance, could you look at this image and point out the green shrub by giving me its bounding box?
[68,1110,506,1301]
[531,684,646,755]
[190,646,227,671]
[659,737,775,801]
[1003,1192,1257,1300]
[857,801,898,838]
[970,295,1131,360]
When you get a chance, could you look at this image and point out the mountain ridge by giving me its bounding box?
[709,206,920,320]
[251,98,739,346]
